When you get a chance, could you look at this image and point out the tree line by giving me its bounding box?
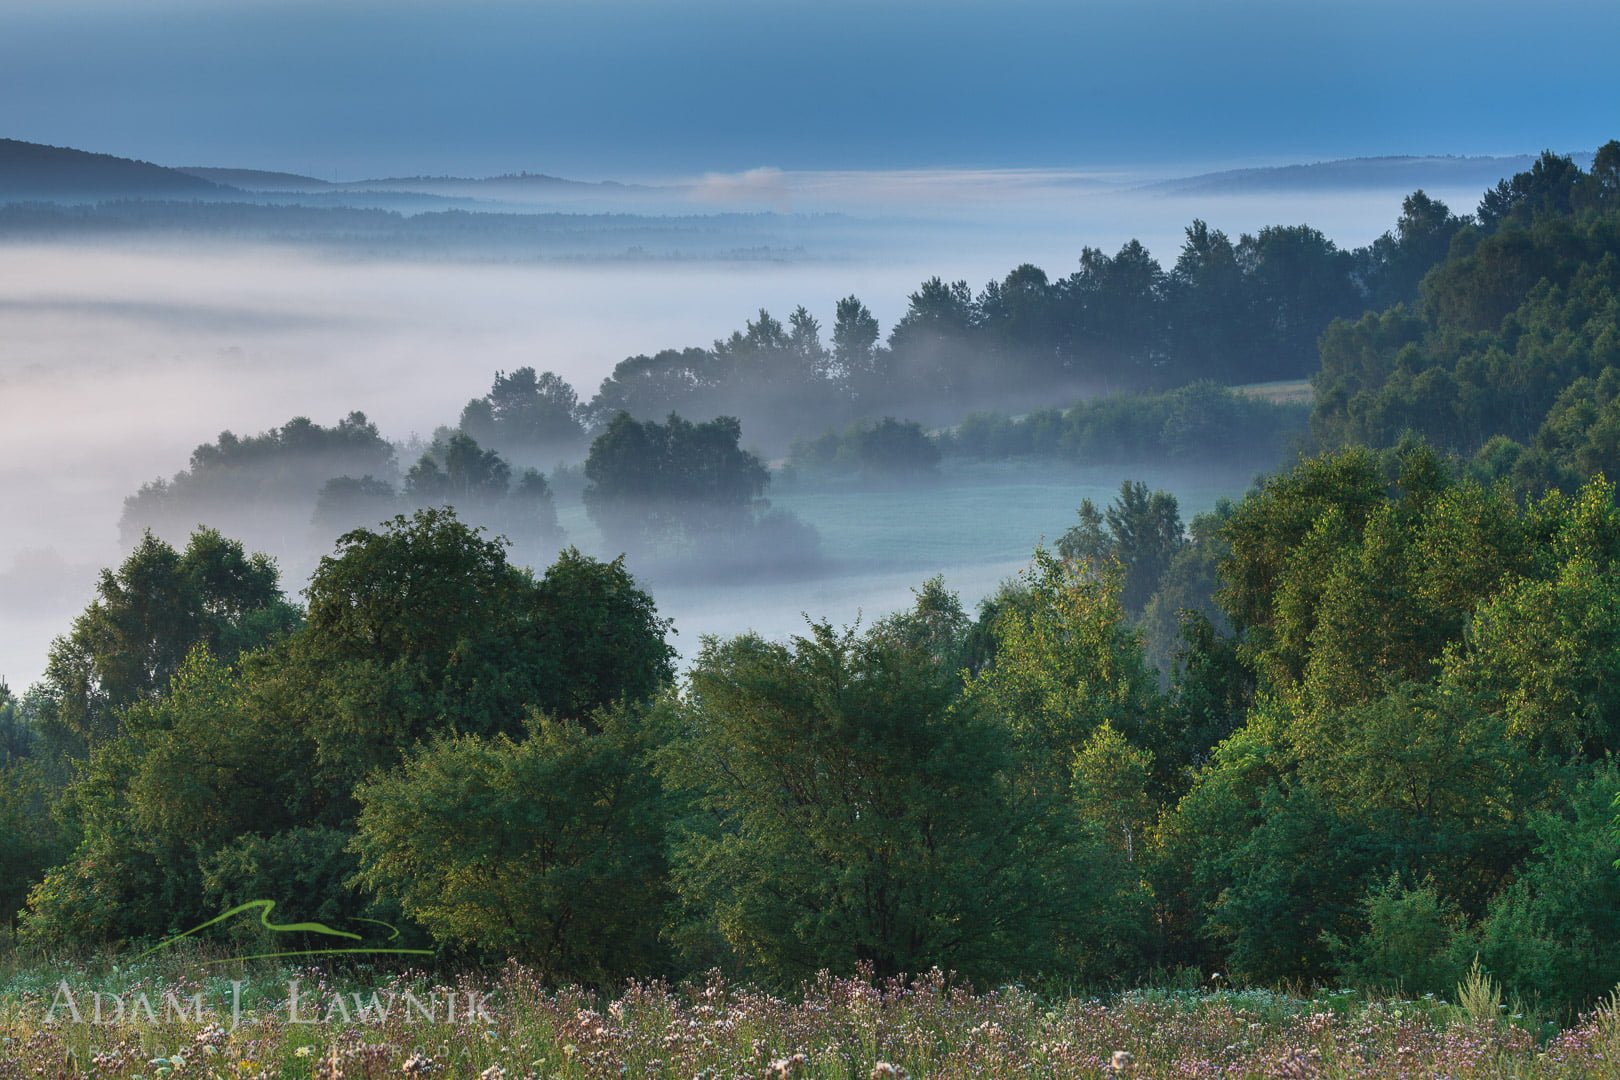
[122,403,819,573]
[119,151,1582,551]
[9,444,1620,1015]
[584,200,1460,443]
[1312,143,1620,492]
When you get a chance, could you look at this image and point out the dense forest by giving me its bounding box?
[576,198,1457,436]
[1313,144,1620,487]
[7,142,1620,1021]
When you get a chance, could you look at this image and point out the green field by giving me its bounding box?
[554,459,1259,654]
[1232,379,1315,405]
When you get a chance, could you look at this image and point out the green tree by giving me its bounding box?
[1473,767,1620,1015]
[660,615,1126,984]
[121,412,398,546]
[1208,782,1380,983]
[786,306,832,381]
[1140,500,1235,677]
[583,412,770,547]
[0,758,67,935]
[0,681,30,766]
[1294,679,1539,911]
[706,307,840,438]
[289,510,672,786]
[1584,140,1620,208]
[1331,873,1473,997]
[1152,701,1296,972]
[312,475,399,534]
[397,432,563,551]
[887,277,979,400]
[1061,241,1165,388]
[1106,481,1184,614]
[587,348,721,427]
[22,648,330,946]
[831,295,884,403]
[1057,481,1185,616]
[1072,720,1155,862]
[1313,179,1620,458]
[1055,498,1108,564]
[977,263,1061,387]
[460,367,587,455]
[786,417,940,478]
[199,826,371,948]
[405,431,512,504]
[1236,224,1361,381]
[1478,150,1584,230]
[1165,220,1251,383]
[22,517,674,946]
[870,576,973,672]
[352,706,669,983]
[1218,447,1389,691]
[1446,553,1620,758]
[1158,610,1251,779]
[35,528,298,757]
[963,549,1162,791]
[1360,191,1466,310]
[528,547,675,722]
[503,467,563,545]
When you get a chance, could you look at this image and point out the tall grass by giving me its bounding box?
[1,956,1616,1078]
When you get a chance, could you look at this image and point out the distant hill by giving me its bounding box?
[329,172,652,199]
[0,138,232,200]
[344,172,592,189]
[178,164,657,208]
[176,166,334,192]
[1141,154,1592,196]
[0,139,657,211]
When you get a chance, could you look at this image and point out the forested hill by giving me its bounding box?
[0,138,232,200]
[1310,143,1620,494]
[1143,153,1560,196]
[173,166,334,192]
[174,166,631,198]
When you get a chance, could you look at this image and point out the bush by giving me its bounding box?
[1473,768,1620,1016]
[1332,873,1473,996]
[938,384,1306,468]
[352,707,670,984]
[785,417,941,479]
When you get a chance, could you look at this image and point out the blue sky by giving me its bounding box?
[2,0,1616,180]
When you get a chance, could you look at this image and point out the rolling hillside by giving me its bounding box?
[0,138,231,200]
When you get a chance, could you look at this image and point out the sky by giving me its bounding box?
[2,0,1617,180]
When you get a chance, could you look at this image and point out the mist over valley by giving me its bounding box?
[11,0,1620,1063]
[0,139,1522,688]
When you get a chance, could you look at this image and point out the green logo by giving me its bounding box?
[138,900,434,964]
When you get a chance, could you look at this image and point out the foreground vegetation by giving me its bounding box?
[5,957,1620,1079]
[11,453,1620,1016]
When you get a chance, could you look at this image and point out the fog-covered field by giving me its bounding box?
[591,459,1254,664]
[0,174,1485,688]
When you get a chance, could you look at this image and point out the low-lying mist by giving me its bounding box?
[0,173,1488,688]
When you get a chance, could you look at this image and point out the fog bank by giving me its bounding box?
[0,176,1487,687]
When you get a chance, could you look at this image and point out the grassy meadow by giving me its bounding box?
[4,953,1620,1079]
